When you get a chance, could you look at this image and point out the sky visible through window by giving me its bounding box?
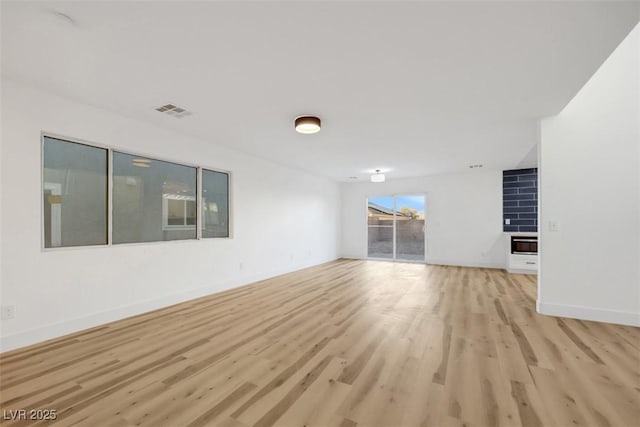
[369,195,424,211]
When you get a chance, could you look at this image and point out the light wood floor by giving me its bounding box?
[1,260,639,427]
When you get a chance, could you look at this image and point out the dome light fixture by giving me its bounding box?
[370,169,385,183]
[295,116,321,134]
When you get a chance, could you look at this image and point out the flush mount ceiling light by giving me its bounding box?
[295,116,321,134]
[370,169,385,183]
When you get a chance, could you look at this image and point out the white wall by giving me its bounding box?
[340,170,505,268]
[539,24,639,326]
[0,79,340,351]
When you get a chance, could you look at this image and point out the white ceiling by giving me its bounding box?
[2,1,639,181]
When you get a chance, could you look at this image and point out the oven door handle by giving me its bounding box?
[512,239,537,242]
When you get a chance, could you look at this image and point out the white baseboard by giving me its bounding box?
[0,258,337,353]
[427,258,505,270]
[507,268,538,275]
[537,300,640,327]
[338,255,362,260]
[340,255,505,270]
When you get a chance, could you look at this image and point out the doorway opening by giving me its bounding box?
[367,194,426,262]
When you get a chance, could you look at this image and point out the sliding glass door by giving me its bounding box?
[367,195,425,262]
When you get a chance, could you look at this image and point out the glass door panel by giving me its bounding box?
[395,195,425,261]
[367,196,394,259]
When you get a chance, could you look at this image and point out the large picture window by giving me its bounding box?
[42,136,108,248]
[112,152,197,244]
[41,135,231,249]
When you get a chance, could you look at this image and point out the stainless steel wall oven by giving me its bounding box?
[511,235,538,255]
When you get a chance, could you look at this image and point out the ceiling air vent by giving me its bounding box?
[154,104,192,118]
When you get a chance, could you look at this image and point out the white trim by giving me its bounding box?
[506,268,537,275]
[537,300,640,327]
[341,255,504,270]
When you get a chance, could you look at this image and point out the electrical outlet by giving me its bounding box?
[1,305,15,320]
[239,262,244,271]
[548,220,559,232]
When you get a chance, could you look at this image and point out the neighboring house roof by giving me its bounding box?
[368,202,409,217]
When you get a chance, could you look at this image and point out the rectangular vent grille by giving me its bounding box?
[155,104,192,118]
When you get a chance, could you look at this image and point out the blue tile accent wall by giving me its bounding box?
[503,168,538,232]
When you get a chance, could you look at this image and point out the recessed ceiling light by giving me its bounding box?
[469,164,483,169]
[295,116,321,134]
[370,169,385,183]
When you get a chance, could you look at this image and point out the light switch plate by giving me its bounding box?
[549,220,559,232]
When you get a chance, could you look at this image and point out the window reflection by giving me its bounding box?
[202,169,229,238]
[43,137,108,248]
[112,152,197,243]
